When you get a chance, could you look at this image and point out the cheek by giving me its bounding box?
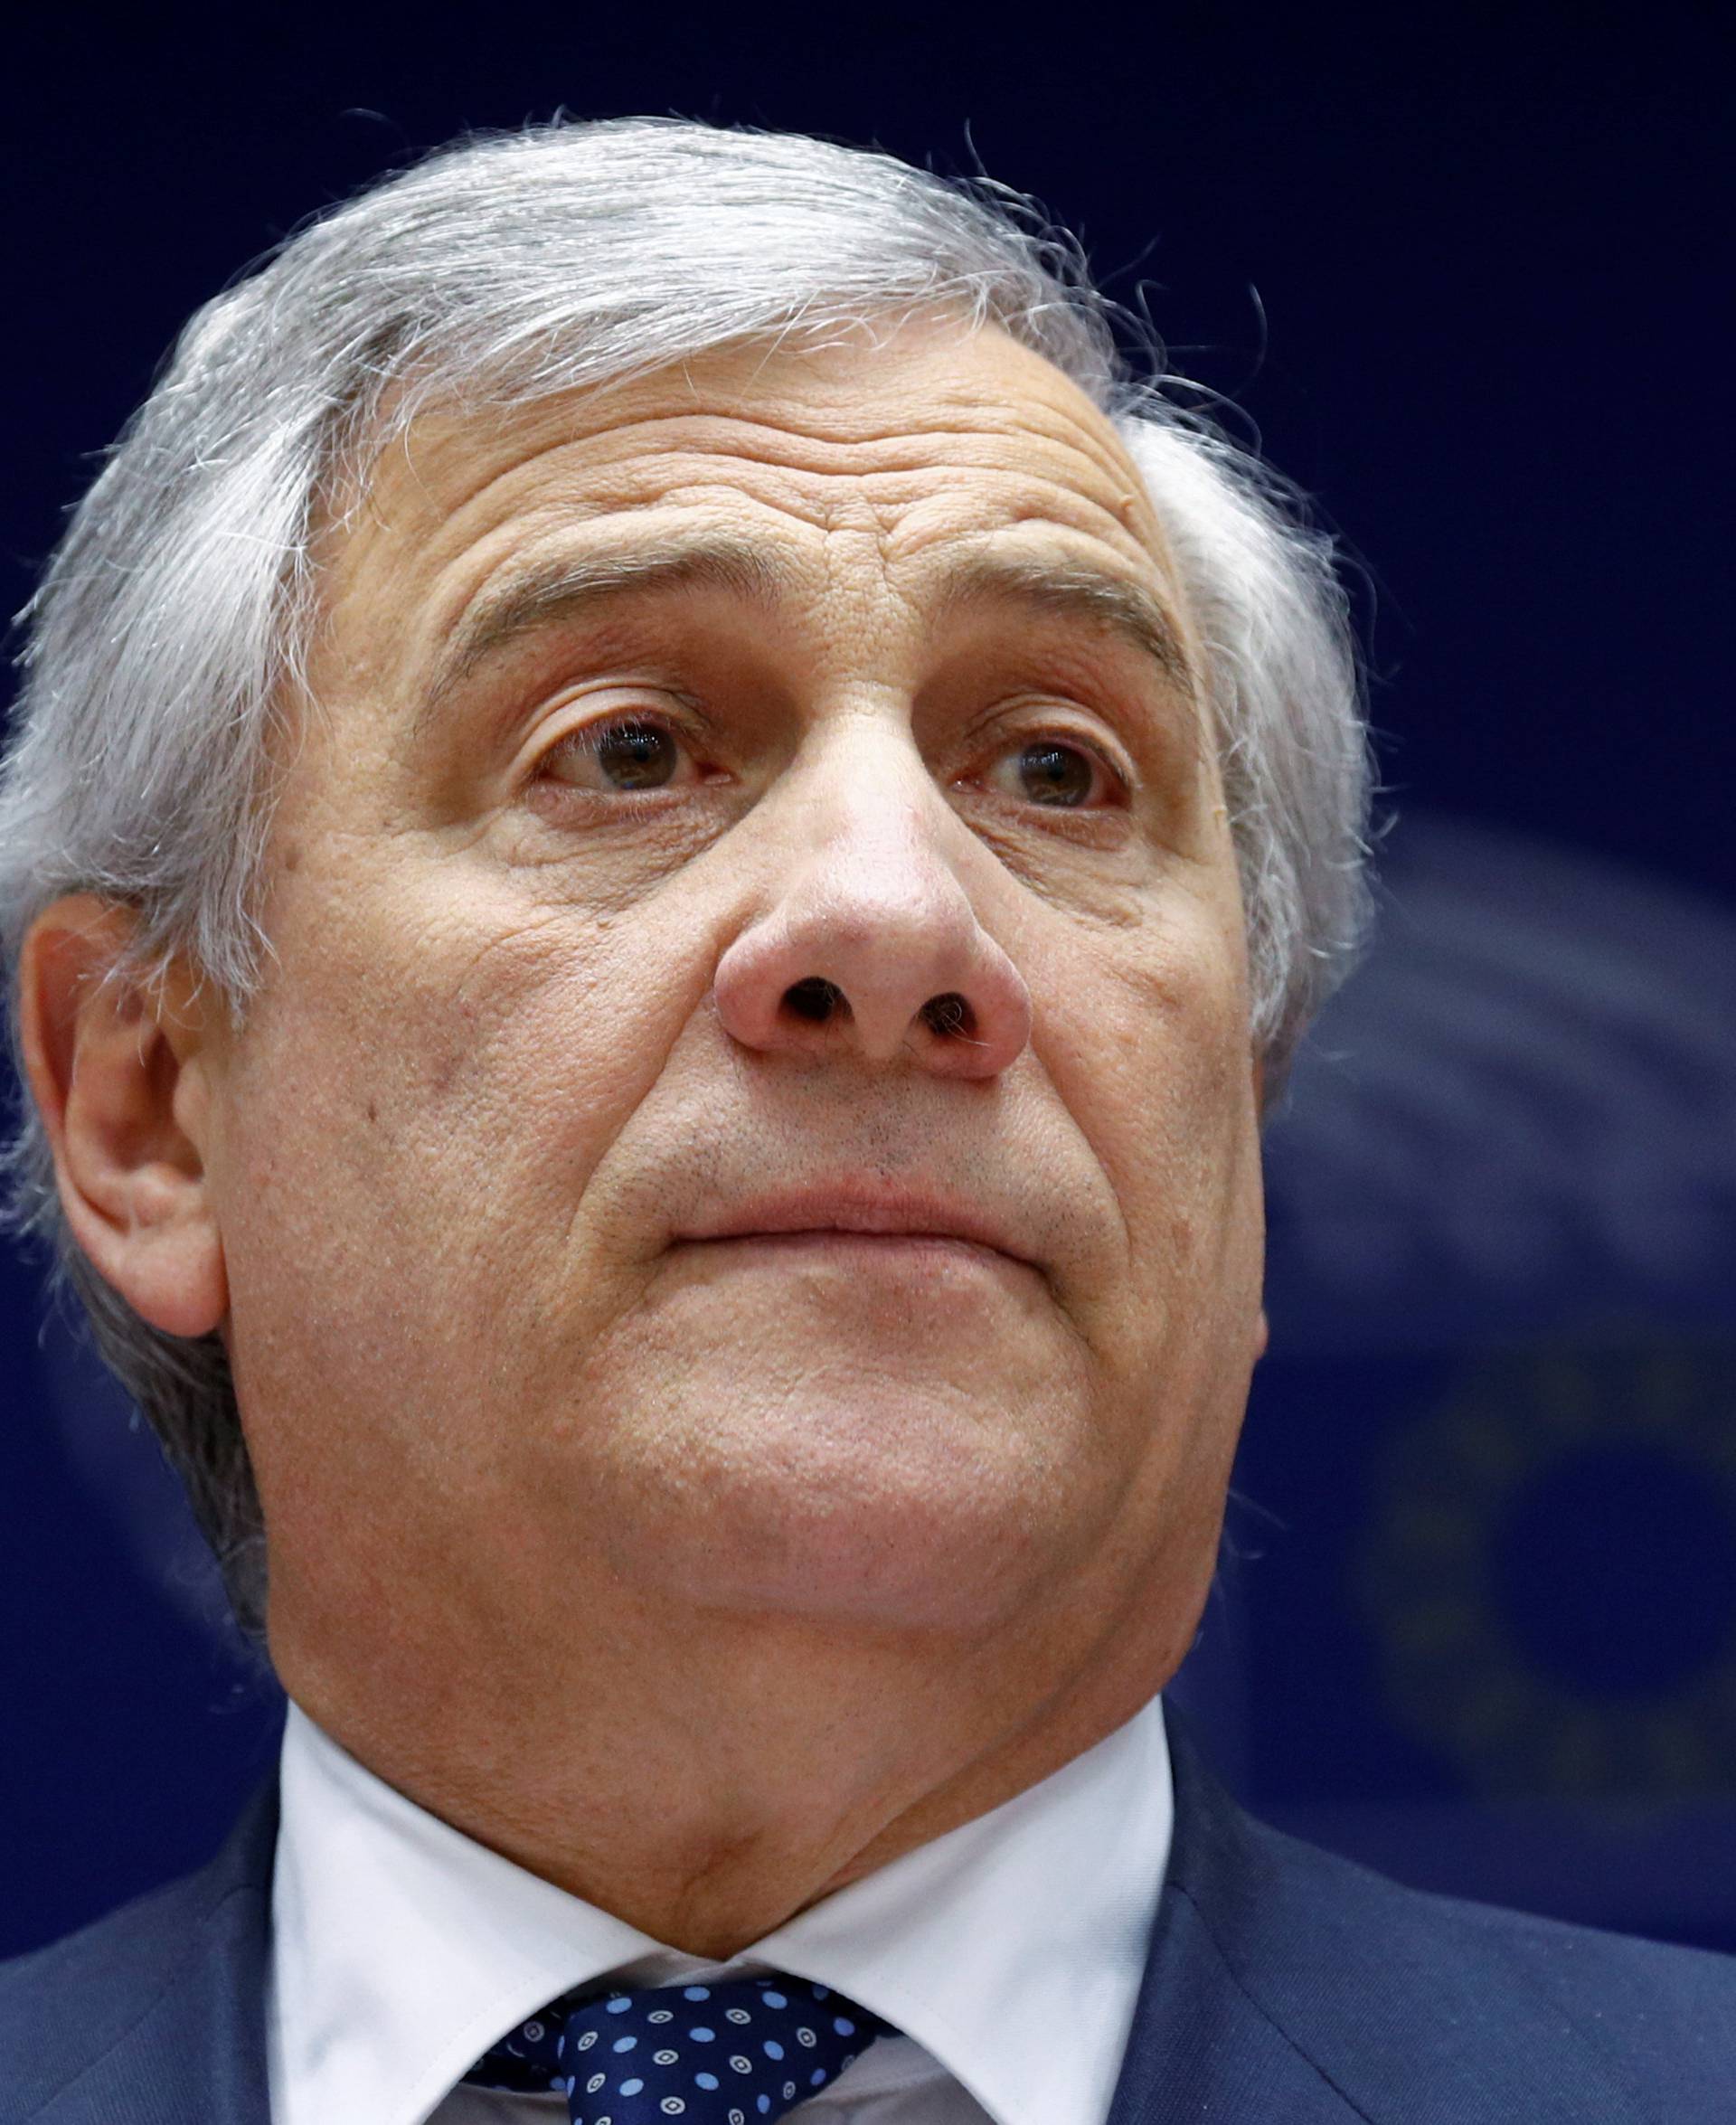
[222,849,714,1290]
[1043,899,1260,1319]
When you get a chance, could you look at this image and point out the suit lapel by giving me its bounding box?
[1105,1712,1363,2121]
[32,1776,277,2125]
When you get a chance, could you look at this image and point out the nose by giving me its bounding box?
[712,751,1033,1081]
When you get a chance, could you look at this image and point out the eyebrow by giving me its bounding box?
[418,533,796,732]
[417,528,1194,735]
[931,551,1194,693]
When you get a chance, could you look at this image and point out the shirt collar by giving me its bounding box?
[268,1694,1173,2125]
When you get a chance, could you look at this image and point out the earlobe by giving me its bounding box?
[17,895,229,1340]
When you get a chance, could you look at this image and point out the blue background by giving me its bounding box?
[5,6,1733,1960]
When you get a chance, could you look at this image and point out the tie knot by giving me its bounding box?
[465,1971,897,2124]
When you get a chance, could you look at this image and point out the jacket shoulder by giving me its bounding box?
[1235,1806,1736,2053]
[0,1780,278,2121]
[1145,1711,1736,2122]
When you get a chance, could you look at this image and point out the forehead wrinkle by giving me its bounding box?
[648,415,1136,504]
[346,370,1151,591]
[372,371,1141,540]
[646,454,1156,569]
[805,514,929,659]
[336,318,1146,566]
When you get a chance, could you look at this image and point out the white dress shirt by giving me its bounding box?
[267,1694,1173,2125]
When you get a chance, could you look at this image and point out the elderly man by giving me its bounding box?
[1,118,1730,2124]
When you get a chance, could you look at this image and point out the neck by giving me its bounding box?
[269,1561,1199,1958]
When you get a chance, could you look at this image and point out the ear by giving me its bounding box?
[17,894,229,1338]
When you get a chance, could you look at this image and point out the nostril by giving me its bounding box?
[782,977,845,1025]
[920,991,976,1041]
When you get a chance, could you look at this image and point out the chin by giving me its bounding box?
[584,1383,1100,1636]
[628,1521,1056,1635]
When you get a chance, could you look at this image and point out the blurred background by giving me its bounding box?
[5,5,1732,1960]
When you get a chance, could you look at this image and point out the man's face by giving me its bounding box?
[206,319,1266,1673]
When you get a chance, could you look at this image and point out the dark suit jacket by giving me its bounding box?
[5,1711,1733,2122]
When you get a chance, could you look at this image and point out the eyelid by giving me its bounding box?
[530,691,709,775]
[524,713,712,812]
[553,708,689,757]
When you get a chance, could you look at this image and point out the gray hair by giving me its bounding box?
[0,118,1372,1644]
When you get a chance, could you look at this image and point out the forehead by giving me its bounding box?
[320,322,1186,668]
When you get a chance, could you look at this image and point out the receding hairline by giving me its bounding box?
[311,303,1052,527]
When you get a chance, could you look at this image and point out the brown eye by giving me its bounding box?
[593,719,681,789]
[543,713,699,794]
[997,739,1109,808]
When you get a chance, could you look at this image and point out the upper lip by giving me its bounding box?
[672,1186,1037,1267]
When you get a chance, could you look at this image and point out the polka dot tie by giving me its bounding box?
[462,1973,898,2124]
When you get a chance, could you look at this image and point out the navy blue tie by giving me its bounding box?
[463,1973,897,2123]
